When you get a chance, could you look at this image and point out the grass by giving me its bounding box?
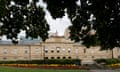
[0,66,88,72]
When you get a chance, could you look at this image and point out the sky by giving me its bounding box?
[38,0,72,36]
[38,0,80,36]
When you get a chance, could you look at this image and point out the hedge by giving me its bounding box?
[0,59,81,65]
[95,58,120,65]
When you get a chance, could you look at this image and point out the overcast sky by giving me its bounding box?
[38,0,72,36]
[44,0,80,36]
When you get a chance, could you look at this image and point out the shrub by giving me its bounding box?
[44,59,81,65]
[95,58,120,65]
[0,59,81,65]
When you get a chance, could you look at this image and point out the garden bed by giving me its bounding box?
[0,64,88,69]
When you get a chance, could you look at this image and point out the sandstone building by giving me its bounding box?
[0,33,120,64]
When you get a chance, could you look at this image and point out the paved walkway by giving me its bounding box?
[90,69,119,72]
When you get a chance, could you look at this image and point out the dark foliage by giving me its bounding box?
[44,0,120,49]
[0,0,7,18]
[0,0,49,43]
[95,58,120,65]
[0,0,120,49]
[0,59,81,65]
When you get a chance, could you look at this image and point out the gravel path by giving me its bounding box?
[90,69,119,72]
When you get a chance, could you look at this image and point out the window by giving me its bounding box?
[13,48,17,54]
[57,57,60,59]
[3,57,7,60]
[24,57,28,60]
[62,48,65,52]
[92,56,94,58]
[91,49,94,54]
[76,56,79,59]
[63,57,66,59]
[75,48,78,53]
[68,56,71,59]
[45,50,48,53]
[84,56,87,58]
[118,56,120,58]
[44,57,48,59]
[51,49,54,53]
[118,48,120,52]
[25,50,27,54]
[68,48,71,53]
[57,50,60,53]
[45,48,48,53]
[24,48,28,54]
[51,50,54,53]
[84,48,86,53]
[51,57,54,59]
[56,47,60,53]
[3,48,7,54]
[35,48,39,54]
[14,57,17,60]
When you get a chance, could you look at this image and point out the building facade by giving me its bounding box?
[0,35,120,64]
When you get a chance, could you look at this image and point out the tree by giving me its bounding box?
[0,0,7,18]
[44,0,120,49]
[0,0,49,43]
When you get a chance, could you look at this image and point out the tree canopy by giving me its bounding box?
[0,0,120,49]
[44,0,120,49]
[0,0,49,43]
[0,0,7,18]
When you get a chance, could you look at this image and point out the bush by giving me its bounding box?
[0,59,81,65]
[44,59,81,65]
[95,58,120,65]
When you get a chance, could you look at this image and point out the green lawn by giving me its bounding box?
[0,66,88,72]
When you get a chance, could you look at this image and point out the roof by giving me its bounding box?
[45,36,74,43]
[0,39,40,45]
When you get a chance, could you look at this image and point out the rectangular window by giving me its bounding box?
[3,48,7,54]
[84,48,86,53]
[118,48,120,52]
[68,56,71,59]
[14,57,17,60]
[45,48,48,53]
[44,57,48,59]
[57,50,60,53]
[24,57,28,60]
[57,57,60,59]
[56,47,60,53]
[35,48,39,54]
[62,48,65,52]
[68,48,71,53]
[63,57,66,59]
[3,57,7,60]
[91,48,94,54]
[13,48,17,54]
[51,57,54,59]
[76,56,79,59]
[51,50,54,53]
[51,48,54,53]
[92,56,94,58]
[75,48,78,53]
[24,48,28,54]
